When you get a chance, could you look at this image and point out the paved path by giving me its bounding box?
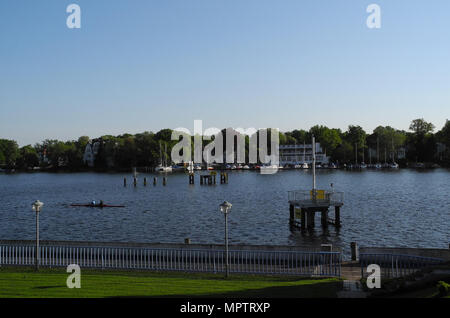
[341,261,362,280]
[336,261,368,298]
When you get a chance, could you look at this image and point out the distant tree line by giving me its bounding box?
[0,119,449,171]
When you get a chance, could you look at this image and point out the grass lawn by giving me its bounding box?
[0,267,342,298]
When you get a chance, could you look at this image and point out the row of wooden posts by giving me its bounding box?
[124,177,167,187]
[123,173,229,187]
[190,172,228,185]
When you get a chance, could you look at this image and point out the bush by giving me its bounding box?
[437,281,449,297]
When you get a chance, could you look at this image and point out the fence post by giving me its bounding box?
[102,248,105,270]
[350,242,358,261]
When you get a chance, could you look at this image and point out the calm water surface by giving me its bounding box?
[0,169,449,257]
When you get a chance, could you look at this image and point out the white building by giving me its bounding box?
[83,140,101,167]
[279,143,329,165]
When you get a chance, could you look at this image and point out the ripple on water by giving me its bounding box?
[0,170,449,257]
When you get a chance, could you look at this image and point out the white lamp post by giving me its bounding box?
[32,200,43,271]
[219,201,232,278]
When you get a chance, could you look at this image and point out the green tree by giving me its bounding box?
[320,128,342,155]
[0,139,19,167]
[17,145,39,168]
[115,136,137,168]
[333,140,353,163]
[278,132,288,145]
[407,118,436,162]
[155,129,173,142]
[38,139,71,168]
[436,120,450,165]
[436,120,450,147]
[409,118,435,136]
[343,126,366,162]
[135,132,158,166]
[368,126,406,162]
[305,125,342,159]
[289,129,308,143]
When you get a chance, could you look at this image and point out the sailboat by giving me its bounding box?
[205,151,214,170]
[300,141,309,169]
[259,155,279,173]
[155,142,172,172]
[389,137,399,168]
[293,141,301,168]
[187,161,194,173]
[354,143,359,169]
[360,144,367,169]
[374,137,382,169]
[380,147,389,169]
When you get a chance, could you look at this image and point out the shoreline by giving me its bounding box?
[1,165,449,174]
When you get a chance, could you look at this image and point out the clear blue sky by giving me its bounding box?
[0,0,449,146]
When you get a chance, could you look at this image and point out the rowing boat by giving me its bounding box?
[70,204,125,208]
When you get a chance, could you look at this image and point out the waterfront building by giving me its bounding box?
[279,143,329,166]
[436,142,446,160]
[397,147,406,160]
[83,139,102,167]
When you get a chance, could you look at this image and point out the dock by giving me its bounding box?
[288,135,344,229]
[288,190,343,228]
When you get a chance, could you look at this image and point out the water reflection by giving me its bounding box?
[0,169,448,258]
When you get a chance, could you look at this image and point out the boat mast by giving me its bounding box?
[165,143,168,167]
[159,141,163,166]
[312,135,316,192]
[303,141,306,163]
[391,136,395,163]
[377,137,379,163]
[294,141,297,164]
[355,143,358,165]
[362,144,365,164]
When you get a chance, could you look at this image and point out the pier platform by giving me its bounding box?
[288,190,344,229]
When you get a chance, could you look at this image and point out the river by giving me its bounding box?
[0,169,449,257]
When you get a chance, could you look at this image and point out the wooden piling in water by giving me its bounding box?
[321,209,328,227]
[307,210,315,228]
[163,177,167,186]
[334,206,341,227]
[351,242,358,261]
[220,172,228,184]
[144,177,147,186]
[289,204,295,224]
[133,177,137,187]
[153,177,157,185]
[123,177,127,187]
[200,175,214,185]
[301,209,306,229]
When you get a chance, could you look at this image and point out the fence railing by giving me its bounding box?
[288,190,344,205]
[0,244,341,277]
[360,253,445,279]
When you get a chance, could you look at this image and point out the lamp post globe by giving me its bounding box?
[32,200,43,271]
[220,201,232,214]
[32,200,43,213]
